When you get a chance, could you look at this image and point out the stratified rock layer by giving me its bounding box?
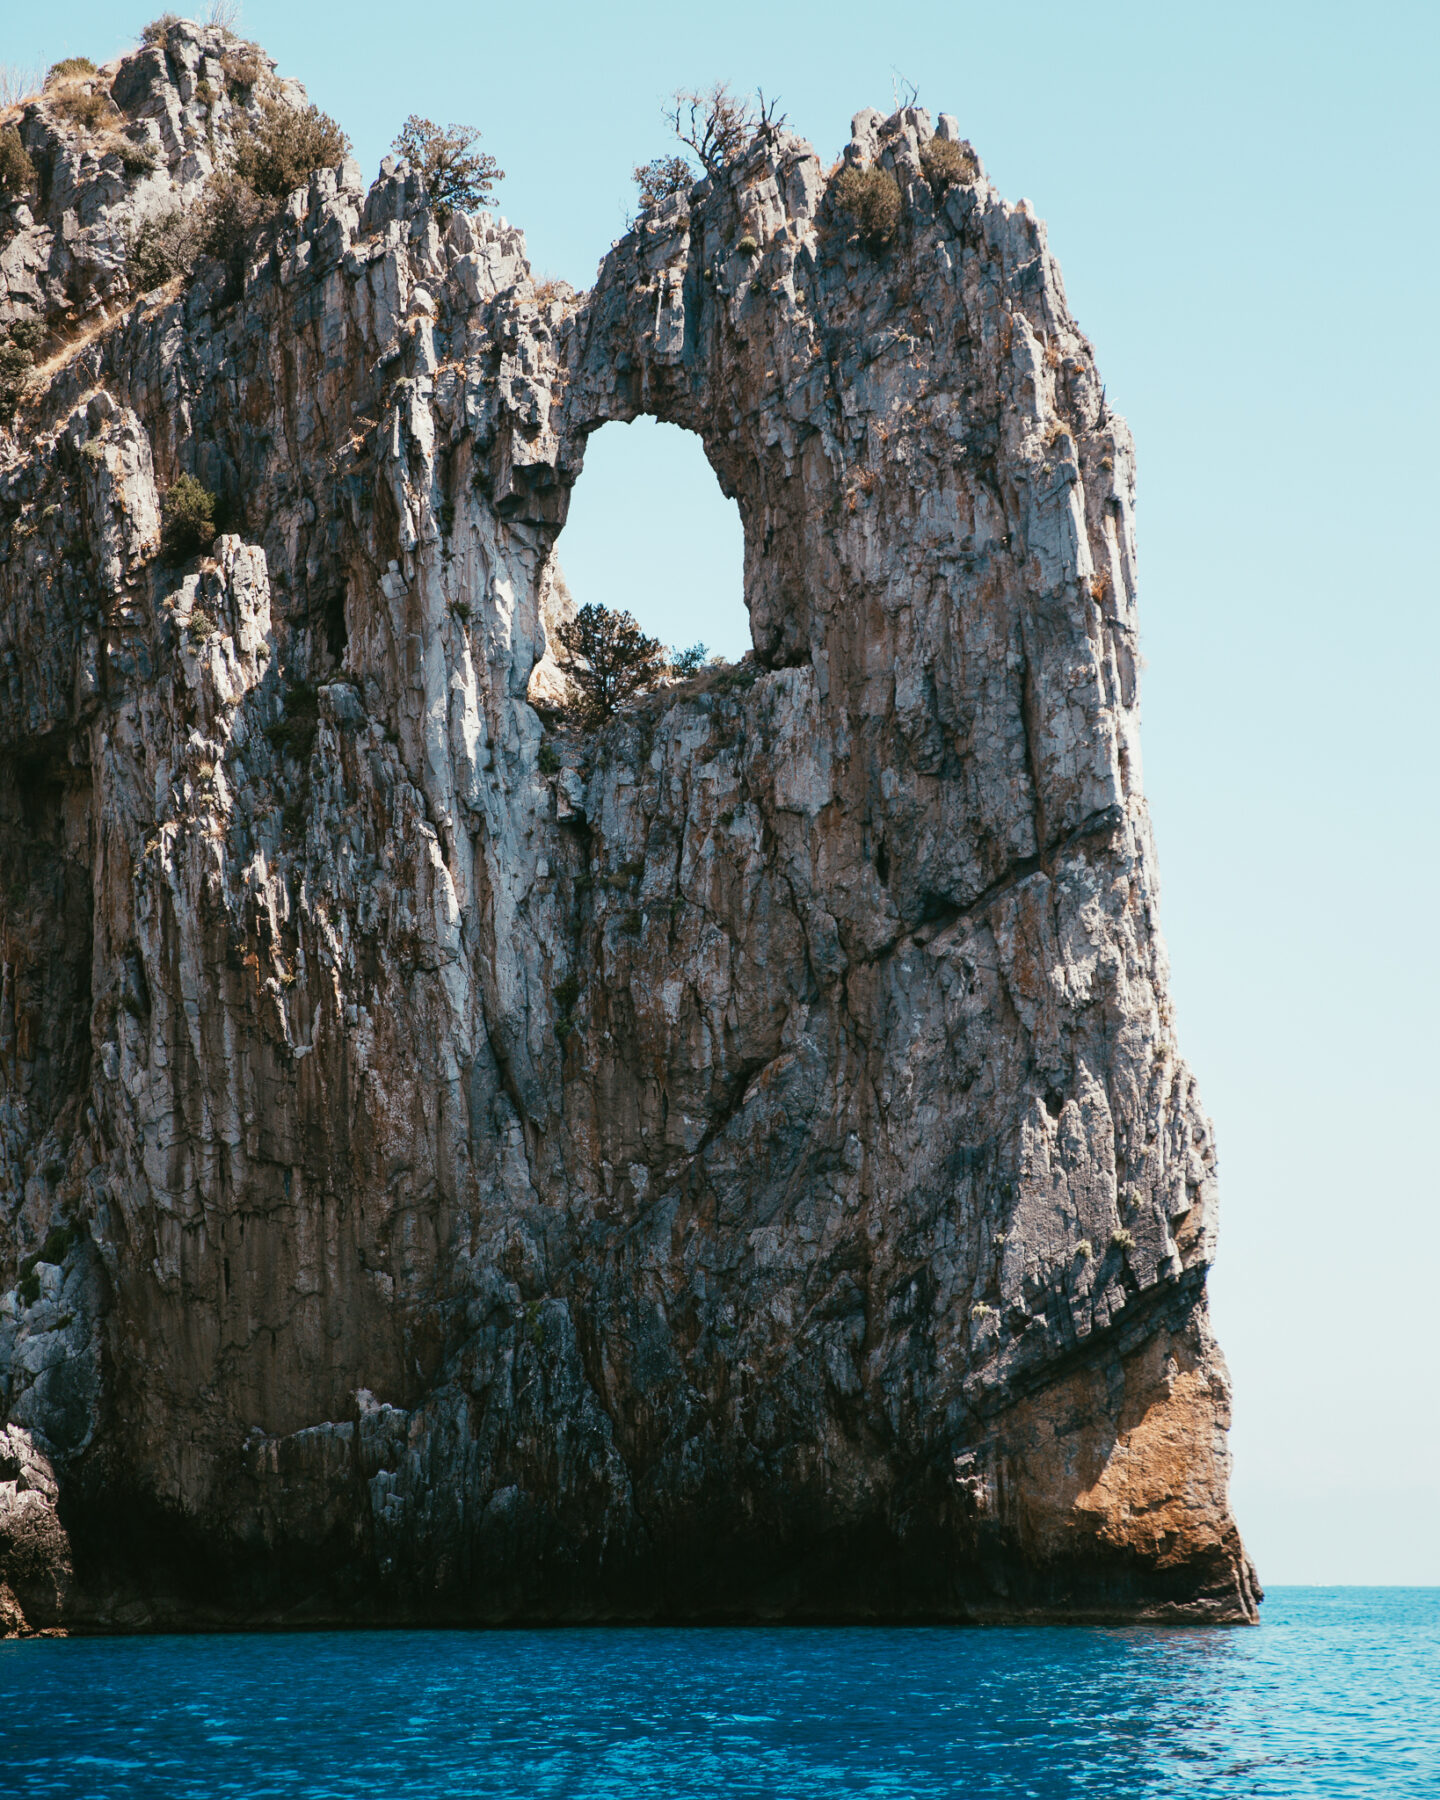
[0,23,1257,1630]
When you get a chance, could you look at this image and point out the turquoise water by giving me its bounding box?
[2,1589,1436,1797]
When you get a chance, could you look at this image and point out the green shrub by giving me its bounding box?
[830,164,902,248]
[187,606,215,639]
[709,657,760,694]
[669,642,708,677]
[920,136,978,192]
[632,154,691,212]
[0,336,34,418]
[141,15,180,45]
[160,473,218,563]
[9,317,43,353]
[118,138,158,174]
[390,115,502,220]
[537,739,560,774]
[128,203,202,288]
[233,99,350,199]
[46,57,97,82]
[553,974,581,1013]
[735,234,759,256]
[196,169,265,271]
[0,125,36,197]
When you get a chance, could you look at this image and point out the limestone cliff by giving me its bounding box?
[0,20,1258,1630]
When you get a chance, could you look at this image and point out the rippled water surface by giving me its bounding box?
[3,1589,1436,1797]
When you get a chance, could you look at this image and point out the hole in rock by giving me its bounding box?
[322,586,349,664]
[557,418,749,665]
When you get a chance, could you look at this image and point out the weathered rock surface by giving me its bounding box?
[0,21,1257,1630]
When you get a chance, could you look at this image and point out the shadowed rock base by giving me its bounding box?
[29,1292,1255,1632]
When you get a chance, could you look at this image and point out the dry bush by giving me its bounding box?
[665,83,784,175]
[53,85,117,133]
[667,83,752,172]
[0,342,32,415]
[531,277,573,307]
[234,99,349,198]
[141,15,181,45]
[830,164,902,247]
[196,169,265,268]
[221,45,265,95]
[919,136,977,192]
[633,154,692,211]
[128,204,202,288]
[0,64,45,111]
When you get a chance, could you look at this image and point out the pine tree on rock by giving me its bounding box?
[556,604,667,723]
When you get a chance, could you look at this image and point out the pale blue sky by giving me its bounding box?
[11,0,1438,1583]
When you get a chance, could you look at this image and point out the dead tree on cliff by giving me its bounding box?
[665,84,785,176]
[556,603,667,723]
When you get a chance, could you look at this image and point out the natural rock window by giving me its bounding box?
[557,418,748,664]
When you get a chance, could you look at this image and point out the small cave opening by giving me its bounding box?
[322,585,349,666]
[9,748,68,844]
[556,418,749,666]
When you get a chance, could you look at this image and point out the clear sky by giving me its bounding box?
[10,0,1438,1585]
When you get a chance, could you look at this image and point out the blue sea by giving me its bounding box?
[2,1589,1435,1797]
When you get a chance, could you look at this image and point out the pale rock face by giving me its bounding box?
[0,21,1256,1631]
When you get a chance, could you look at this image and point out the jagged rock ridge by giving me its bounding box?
[0,20,1258,1630]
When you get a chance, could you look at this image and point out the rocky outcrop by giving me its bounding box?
[0,21,1257,1631]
